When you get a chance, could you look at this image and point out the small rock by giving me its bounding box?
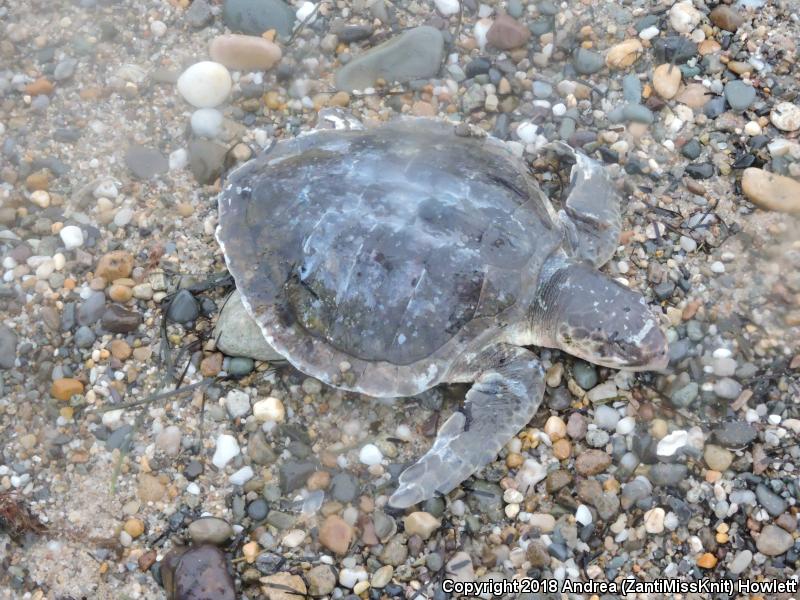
[189,139,228,185]
[335,26,444,91]
[704,444,733,471]
[575,450,611,476]
[213,433,241,469]
[643,507,665,533]
[573,48,604,75]
[96,251,133,281]
[486,14,530,50]
[741,167,800,213]
[728,549,752,574]
[359,443,383,465]
[225,389,251,419]
[0,326,19,369]
[223,0,296,38]
[755,484,788,517]
[724,80,756,112]
[51,378,84,401]
[59,225,84,250]
[101,305,142,333]
[756,525,794,556]
[137,473,166,502]
[656,430,689,457]
[190,108,224,138]
[161,545,235,600]
[167,290,200,323]
[186,0,214,28]
[606,39,643,69]
[403,511,440,540]
[653,64,681,99]
[177,61,232,108]
[770,102,800,132]
[214,290,284,361]
[210,34,282,71]
[260,572,307,600]
[306,565,337,596]
[319,515,353,555]
[125,145,168,179]
[253,396,285,422]
[188,517,234,545]
[709,5,744,32]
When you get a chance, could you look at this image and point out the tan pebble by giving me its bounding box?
[25,170,50,191]
[124,518,145,538]
[307,470,331,490]
[676,83,710,109]
[544,415,567,441]
[650,418,668,439]
[329,91,350,107]
[242,540,259,563]
[96,250,134,281]
[552,438,571,460]
[51,378,84,401]
[132,346,152,361]
[403,511,441,540]
[506,452,524,468]
[176,202,194,217]
[698,39,721,55]
[411,101,436,117]
[200,352,223,377]
[318,515,353,555]
[605,39,643,69]
[29,190,50,208]
[25,77,55,96]
[697,552,717,569]
[742,167,800,213]
[137,473,166,502]
[132,283,153,299]
[109,339,132,360]
[652,64,681,99]
[108,284,133,303]
[209,34,282,71]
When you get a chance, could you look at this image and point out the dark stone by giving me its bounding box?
[465,58,491,79]
[167,290,200,324]
[101,305,142,333]
[713,421,757,448]
[184,460,204,480]
[189,139,228,185]
[330,472,360,503]
[222,0,296,38]
[653,37,697,64]
[279,460,317,492]
[335,24,374,43]
[681,139,702,160]
[161,545,235,600]
[247,498,270,521]
[684,162,714,179]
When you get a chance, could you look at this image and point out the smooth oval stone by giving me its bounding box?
[335,26,444,92]
[222,0,296,38]
[486,14,530,50]
[161,545,236,600]
[191,108,224,138]
[101,305,142,333]
[742,167,800,213]
[572,48,604,75]
[188,517,234,545]
[209,34,282,71]
[724,80,756,112]
[177,61,232,108]
[213,290,284,361]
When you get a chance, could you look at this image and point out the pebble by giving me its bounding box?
[486,14,530,50]
[156,426,182,456]
[230,465,254,485]
[649,464,688,486]
[335,26,444,92]
[51,378,84,401]
[167,290,200,323]
[728,550,753,574]
[756,525,794,556]
[188,517,234,545]
[656,430,688,457]
[358,443,383,465]
[177,61,233,108]
[306,565,337,596]
[102,305,141,333]
[741,167,800,213]
[573,48,604,75]
[575,450,611,476]
[223,0,296,38]
[704,444,733,471]
[191,108,224,138]
[755,484,787,517]
[652,64,681,99]
[161,545,235,600]
[572,361,598,389]
[770,102,800,132]
[669,1,702,34]
[225,389,251,419]
[214,291,283,361]
[0,326,18,369]
[261,573,307,600]
[605,39,643,69]
[212,434,240,469]
[724,80,756,112]
[643,507,665,533]
[434,0,459,16]
[714,377,742,400]
[209,34,282,72]
[253,396,285,422]
[319,515,353,555]
[403,512,440,540]
[125,145,168,179]
[709,5,744,32]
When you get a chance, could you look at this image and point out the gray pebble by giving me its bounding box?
[648,464,688,486]
[167,290,200,324]
[756,484,788,517]
[0,325,18,369]
[670,382,699,407]
[573,48,604,74]
[74,325,96,349]
[572,361,598,389]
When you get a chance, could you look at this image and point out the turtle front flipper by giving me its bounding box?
[388,345,545,509]
[547,141,622,267]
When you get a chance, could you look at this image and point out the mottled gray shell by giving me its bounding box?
[217,120,564,397]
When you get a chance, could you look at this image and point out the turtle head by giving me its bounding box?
[537,261,669,371]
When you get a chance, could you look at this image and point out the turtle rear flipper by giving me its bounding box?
[548,141,622,267]
[388,345,545,508]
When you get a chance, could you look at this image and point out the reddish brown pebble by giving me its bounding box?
[25,78,55,96]
[209,34,282,71]
[487,14,531,50]
[96,251,134,281]
[318,515,352,555]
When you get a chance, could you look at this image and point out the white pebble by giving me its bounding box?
[30,190,50,208]
[296,1,317,23]
[150,20,167,37]
[282,529,306,548]
[93,180,118,199]
[516,122,538,144]
[114,207,134,227]
[710,261,725,273]
[253,396,285,422]
[503,488,524,504]
[639,25,660,40]
[575,504,593,526]
[616,416,636,435]
[225,389,251,419]
[359,443,383,466]
[473,18,492,50]
[552,103,567,117]
[656,430,689,457]
[212,433,240,469]
[339,567,368,589]
[679,235,697,253]
[190,108,224,138]
[169,148,189,170]
[744,121,762,136]
[177,61,232,108]
[434,0,460,15]
[59,225,84,250]
[229,465,254,486]
[394,424,412,441]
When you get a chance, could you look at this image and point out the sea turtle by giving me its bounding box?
[216,118,668,508]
